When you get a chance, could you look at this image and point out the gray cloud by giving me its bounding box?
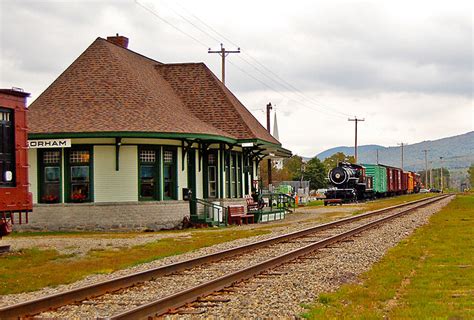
[0,0,472,156]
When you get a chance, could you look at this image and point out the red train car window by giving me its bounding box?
[0,108,15,187]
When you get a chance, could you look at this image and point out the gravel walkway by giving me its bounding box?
[3,205,357,256]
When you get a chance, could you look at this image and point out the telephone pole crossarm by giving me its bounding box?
[348,117,365,163]
[208,43,240,85]
[397,142,408,170]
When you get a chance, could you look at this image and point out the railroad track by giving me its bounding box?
[0,195,450,319]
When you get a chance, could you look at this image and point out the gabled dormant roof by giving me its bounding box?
[28,37,281,146]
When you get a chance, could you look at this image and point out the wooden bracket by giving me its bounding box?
[115,137,122,171]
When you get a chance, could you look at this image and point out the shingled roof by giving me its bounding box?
[28,37,281,146]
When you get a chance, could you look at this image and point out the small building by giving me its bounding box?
[23,35,291,231]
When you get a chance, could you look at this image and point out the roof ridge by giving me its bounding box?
[97,37,164,65]
[199,65,258,139]
[201,65,280,145]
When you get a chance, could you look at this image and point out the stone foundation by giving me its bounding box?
[14,201,190,232]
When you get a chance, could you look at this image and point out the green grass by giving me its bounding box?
[351,193,436,214]
[0,228,269,295]
[306,200,324,207]
[302,194,474,319]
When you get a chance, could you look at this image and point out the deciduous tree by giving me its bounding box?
[304,157,327,189]
[322,152,355,173]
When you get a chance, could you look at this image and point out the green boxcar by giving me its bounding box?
[362,164,387,194]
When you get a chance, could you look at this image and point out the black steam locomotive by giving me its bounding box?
[325,162,373,204]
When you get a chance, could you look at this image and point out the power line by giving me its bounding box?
[138,0,352,119]
[168,0,350,117]
[134,0,208,47]
[226,60,347,119]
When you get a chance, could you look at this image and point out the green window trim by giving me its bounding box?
[225,151,243,199]
[64,146,94,203]
[163,147,178,200]
[37,148,63,203]
[203,149,219,199]
[138,145,178,201]
[138,145,162,201]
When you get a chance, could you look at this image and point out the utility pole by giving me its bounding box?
[429,161,433,189]
[348,117,365,163]
[422,149,429,188]
[440,156,444,192]
[208,43,240,85]
[398,142,408,170]
[266,103,273,187]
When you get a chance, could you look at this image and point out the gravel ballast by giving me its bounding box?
[3,196,447,318]
[168,196,453,319]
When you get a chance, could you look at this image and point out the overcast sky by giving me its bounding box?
[1,0,472,157]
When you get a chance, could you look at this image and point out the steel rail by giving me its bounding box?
[0,195,447,319]
[108,195,451,319]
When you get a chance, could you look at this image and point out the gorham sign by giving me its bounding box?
[27,139,71,149]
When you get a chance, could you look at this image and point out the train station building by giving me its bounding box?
[23,35,291,231]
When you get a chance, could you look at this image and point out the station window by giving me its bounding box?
[66,147,92,202]
[206,151,218,198]
[163,148,177,200]
[138,146,177,201]
[236,154,242,198]
[0,108,14,187]
[225,153,230,198]
[139,148,159,200]
[38,149,62,203]
[231,154,237,197]
[225,152,243,198]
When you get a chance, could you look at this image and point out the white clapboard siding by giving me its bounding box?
[94,145,138,202]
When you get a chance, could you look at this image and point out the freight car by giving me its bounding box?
[0,88,31,239]
[325,162,420,205]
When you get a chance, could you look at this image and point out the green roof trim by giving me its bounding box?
[28,131,237,144]
[28,132,292,157]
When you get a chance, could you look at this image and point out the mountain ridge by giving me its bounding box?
[312,131,474,171]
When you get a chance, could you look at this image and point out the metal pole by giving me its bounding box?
[440,157,444,192]
[429,162,433,189]
[376,149,379,164]
[266,103,273,186]
[423,150,428,188]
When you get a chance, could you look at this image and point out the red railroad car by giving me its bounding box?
[401,172,409,194]
[0,88,31,237]
[382,165,403,194]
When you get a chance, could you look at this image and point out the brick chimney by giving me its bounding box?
[107,34,129,49]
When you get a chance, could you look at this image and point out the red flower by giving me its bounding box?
[42,194,58,202]
[71,193,86,201]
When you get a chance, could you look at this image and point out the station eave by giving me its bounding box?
[28,131,238,144]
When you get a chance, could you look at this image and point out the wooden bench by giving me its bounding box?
[227,205,254,225]
[244,194,259,211]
